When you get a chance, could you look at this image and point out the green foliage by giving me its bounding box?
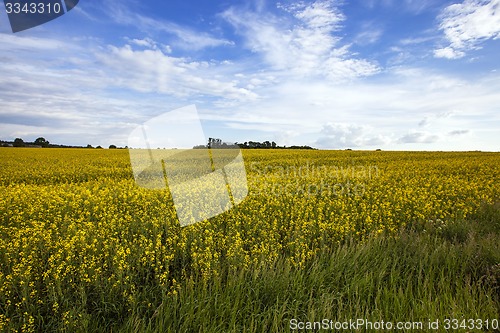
[13,138,25,147]
[34,137,49,147]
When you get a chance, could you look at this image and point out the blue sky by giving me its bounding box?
[0,0,499,150]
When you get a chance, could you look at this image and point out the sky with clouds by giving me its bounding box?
[0,0,499,150]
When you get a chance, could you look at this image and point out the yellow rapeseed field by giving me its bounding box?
[0,148,498,331]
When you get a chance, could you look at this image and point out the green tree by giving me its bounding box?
[34,137,49,147]
[13,138,25,147]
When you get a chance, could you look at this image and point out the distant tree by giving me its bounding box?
[208,138,229,148]
[109,144,117,149]
[86,144,93,148]
[96,145,103,149]
[13,138,25,147]
[34,137,49,147]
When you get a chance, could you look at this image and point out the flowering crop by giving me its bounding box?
[0,148,498,331]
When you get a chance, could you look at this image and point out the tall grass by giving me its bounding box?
[120,203,499,333]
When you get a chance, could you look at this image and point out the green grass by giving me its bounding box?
[117,202,499,333]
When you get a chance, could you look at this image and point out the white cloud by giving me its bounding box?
[129,37,153,48]
[354,20,384,46]
[97,44,257,101]
[435,0,500,59]
[434,46,466,59]
[400,36,435,45]
[204,65,500,150]
[134,14,234,50]
[315,123,390,148]
[0,31,258,146]
[0,33,75,50]
[355,29,383,45]
[222,0,379,80]
[105,2,233,51]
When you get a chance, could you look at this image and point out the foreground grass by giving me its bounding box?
[119,203,499,333]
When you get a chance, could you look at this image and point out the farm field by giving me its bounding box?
[0,148,499,332]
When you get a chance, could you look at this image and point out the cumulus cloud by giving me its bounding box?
[126,37,172,53]
[434,47,465,59]
[97,44,257,101]
[315,123,389,148]
[0,31,257,146]
[435,0,500,59]
[222,0,379,80]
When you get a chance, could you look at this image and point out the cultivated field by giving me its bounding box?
[0,148,498,332]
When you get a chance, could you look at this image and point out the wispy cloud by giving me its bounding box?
[435,0,500,59]
[104,1,233,51]
[0,33,76,50]
[221,0,380,80]
[398,131,439,144]
[97,43,257,101]
[133,14,234,50]
[448,129,469,135]
[400,36,435,46]
[363,0,436,13]
[355,28,383,45]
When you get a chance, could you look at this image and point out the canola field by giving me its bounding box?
[0,148,499,331]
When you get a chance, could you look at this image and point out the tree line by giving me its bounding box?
[2,137,315,150]
[194,138,315,150]
[0,137,125,149]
